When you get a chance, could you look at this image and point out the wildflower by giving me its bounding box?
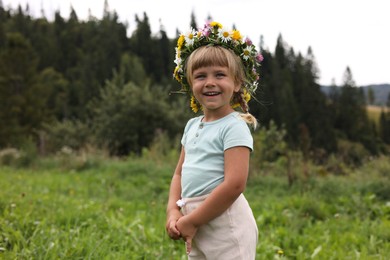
[243,89,251,102]
[245,37,253,45]
[173,66,182,82]
[218,27,232,43]
[174,54,181,66]
[177,35,185,49]
[232,30,242,42]
[200,23,211,36]
[210,21,222,29]
[256,53,264,62]
[190,96,199,113]
[242,46,252,60]
[184,29,196,46]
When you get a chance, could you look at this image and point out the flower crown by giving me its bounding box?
[173,21,263,112]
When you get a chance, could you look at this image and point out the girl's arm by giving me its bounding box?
[165,146,185,240]
[176,146,250,252]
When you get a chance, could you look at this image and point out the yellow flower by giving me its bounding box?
[243,90,251,102]
[210,21,222,28]
[174,67,181,82]
[232,30,242,41]
[177,35,185,49]
[277,249,284,255]
[190,95,199,113]
[232,103,240,109]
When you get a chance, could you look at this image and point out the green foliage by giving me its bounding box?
[334,68,377,154]
[115,53,148,87]
[89,79,179,155]
[141,130,181,166]
[0,138,37,168]
[39,67,70,120]
[337,139,370,166]
[379,109,390,144]
[0,32,50,148]
[41,119,90,153]
[252,121,288,166]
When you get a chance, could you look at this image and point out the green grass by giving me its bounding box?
[1,156,390,259]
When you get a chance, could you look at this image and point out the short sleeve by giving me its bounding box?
[222,117,253,151]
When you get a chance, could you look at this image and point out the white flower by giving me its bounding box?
[184,29,196,46]
[242,46,252,60]
[174,56,181,66]
[218,27,232,43]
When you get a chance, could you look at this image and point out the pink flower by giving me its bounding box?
[245,37,253,45]
[200,23,211,36]
[256,53,264,62]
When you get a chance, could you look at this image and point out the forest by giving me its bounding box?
[1,2,390,259]
[1,2,390,165]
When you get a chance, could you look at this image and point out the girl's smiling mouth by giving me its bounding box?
[203,91,221,96]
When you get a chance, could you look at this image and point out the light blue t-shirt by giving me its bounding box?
[180,112,253,198]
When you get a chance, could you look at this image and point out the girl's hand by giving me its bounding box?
[176,215,198,254]
[166,210,182,240]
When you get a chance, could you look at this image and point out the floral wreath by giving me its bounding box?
[173,21,263,113]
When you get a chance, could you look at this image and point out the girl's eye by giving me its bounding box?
[194,74,205,79]
[216,73,226,78]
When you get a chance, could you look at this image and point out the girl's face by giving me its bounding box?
[192,65,240,119]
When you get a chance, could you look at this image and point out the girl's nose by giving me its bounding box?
[205,77,216,88]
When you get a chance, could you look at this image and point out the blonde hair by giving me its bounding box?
[185,46,258,129]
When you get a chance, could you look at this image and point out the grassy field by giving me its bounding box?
[367,105,388,126]
[1,155,389,259]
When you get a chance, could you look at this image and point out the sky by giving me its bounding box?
[3,0,390,86]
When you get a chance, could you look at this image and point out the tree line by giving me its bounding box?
[0,2,389,163]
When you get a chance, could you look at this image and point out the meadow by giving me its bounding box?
[0,153,389,259]
[367,105,388,126]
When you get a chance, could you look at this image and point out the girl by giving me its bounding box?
[166,21,262,259]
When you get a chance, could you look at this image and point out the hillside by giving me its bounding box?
[321,84,390,106]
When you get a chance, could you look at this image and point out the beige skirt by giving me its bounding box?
[180,193,258,260]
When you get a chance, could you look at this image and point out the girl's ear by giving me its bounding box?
[234,83,241,93]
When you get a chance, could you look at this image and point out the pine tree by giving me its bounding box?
[190,10,197,29]
[367,86,375,105]
[0,33,49,147]
[0,0,7,48]
[336,67,377,153]
[130,13,154,78]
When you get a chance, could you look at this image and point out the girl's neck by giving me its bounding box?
[202,107,235,122]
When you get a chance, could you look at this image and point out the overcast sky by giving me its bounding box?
[3,0,390,86]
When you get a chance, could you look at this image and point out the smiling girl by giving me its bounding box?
[166,21,262,259]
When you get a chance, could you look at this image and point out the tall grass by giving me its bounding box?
[1,155,389,259]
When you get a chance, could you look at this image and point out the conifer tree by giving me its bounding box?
[130,13,154,78]
[0,0,7,48]
[367,86,375,105]
[336,67,377,153]
[0,33,49,147]
[190,10,197,29]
